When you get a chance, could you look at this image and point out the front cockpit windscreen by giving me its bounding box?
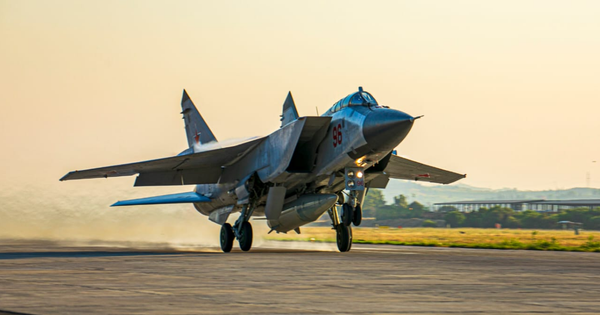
[349,92,378,106]
[360,92,377,105]
[324,88,380,115]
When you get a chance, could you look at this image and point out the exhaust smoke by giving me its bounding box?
[0,182,335,252]
[0,183,223,250]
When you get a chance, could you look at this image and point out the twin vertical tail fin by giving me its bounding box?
[181,90,217,148]
[280,91,299,128]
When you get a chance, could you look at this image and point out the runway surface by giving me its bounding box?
[0,239,599,314]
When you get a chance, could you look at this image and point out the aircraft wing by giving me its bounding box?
[60,137,266,186]
[383,155,466,184]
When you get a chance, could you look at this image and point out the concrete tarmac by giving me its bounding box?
[0,239,599,314]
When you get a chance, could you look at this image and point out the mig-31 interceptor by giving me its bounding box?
[61,87,465,252]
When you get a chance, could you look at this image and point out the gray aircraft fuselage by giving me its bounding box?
[193,100,414,223]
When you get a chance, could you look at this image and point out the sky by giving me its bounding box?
[1,0,600,194]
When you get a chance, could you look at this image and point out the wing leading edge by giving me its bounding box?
[383,155,466,185]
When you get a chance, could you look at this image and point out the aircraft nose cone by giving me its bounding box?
[362,109,414,153]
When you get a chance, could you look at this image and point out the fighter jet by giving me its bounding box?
[60,87,465,252]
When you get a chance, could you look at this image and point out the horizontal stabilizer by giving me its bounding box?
[383,155,466,185]
[111,192,210,207]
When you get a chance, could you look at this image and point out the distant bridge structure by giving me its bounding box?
[434,199,600,212]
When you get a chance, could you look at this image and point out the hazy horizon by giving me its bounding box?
[2,0,600,193]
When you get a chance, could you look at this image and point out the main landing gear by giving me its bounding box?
[219,221,254,252]
[219,210,255,252]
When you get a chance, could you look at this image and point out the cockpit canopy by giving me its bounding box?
[325,87,379,115]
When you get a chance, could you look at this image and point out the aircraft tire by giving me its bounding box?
[342,203,353,226]
[220,223,234,253]
[239,221,253,252]
[353,204,362,226]
[336,224,352,252]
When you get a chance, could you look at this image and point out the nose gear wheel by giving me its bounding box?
[353,204,362,226]
[341,203,353,227]
[336,224,352,252]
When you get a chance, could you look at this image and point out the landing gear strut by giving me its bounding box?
[233,202,257,252]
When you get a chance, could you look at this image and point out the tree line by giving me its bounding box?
[362,189,600,230]
[361,190,427,220]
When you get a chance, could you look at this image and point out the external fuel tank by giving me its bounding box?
[269,194,337,233]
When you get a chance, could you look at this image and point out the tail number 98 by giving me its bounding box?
[332,123,342,148]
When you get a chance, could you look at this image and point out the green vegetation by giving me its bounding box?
[421,220,438,227]
[442,206,600,230]
[362,190,427,221]
[289,189,600,251]
[267,227,600,252]
[362,189,600,230]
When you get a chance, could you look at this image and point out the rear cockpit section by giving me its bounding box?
[323,86,380,115]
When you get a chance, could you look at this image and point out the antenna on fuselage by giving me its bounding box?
[315,106,319,115]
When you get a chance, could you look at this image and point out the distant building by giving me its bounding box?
[433,199,600,212]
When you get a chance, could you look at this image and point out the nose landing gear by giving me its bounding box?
[329,203,354,252]
[330,187,365,252]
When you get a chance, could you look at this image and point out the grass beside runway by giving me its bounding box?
[265,227,600,252]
